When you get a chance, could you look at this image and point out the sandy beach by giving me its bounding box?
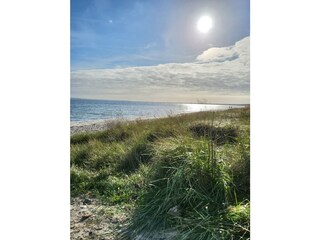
[71,115,171,135]
[71,120,121,135]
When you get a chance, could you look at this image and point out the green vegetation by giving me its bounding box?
[71,107,250,239]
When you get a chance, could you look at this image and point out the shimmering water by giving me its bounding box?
[71,98,243,123]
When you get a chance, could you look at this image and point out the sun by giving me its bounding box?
[197,16,213,33]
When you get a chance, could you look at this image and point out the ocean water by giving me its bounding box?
[71,98,244,123]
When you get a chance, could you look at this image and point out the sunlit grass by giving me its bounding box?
[70,107,250,239]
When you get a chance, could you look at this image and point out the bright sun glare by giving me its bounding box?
[197,16,213,33]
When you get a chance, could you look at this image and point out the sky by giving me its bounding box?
[71,0,250,103]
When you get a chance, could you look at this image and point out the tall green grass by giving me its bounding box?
[70,107,250,239]
[125,135,249,239]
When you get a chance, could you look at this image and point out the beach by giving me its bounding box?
[71,120,122,135]
[71,117,156,135]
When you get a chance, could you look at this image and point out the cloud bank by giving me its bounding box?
[71,36,250,103]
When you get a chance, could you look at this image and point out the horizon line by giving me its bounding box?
[70,97,249,106]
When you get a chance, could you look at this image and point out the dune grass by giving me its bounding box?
[71,107,250,239]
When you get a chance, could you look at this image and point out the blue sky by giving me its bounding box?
[71,0,250,103]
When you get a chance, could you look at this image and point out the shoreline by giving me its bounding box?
[70,116,158,135]
[71,119,128,135]
[70,106,248,135]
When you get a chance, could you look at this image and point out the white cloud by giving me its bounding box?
[196,36,249,63]
[71,36,250,103]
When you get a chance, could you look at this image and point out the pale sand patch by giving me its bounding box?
[71,197,130,240]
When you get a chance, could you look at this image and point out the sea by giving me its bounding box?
[71,98,244,124]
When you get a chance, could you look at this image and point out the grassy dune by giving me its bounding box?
[71,107,250,239]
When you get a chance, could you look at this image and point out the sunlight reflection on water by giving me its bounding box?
[71,99,244,123]
[181,104,237,113]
